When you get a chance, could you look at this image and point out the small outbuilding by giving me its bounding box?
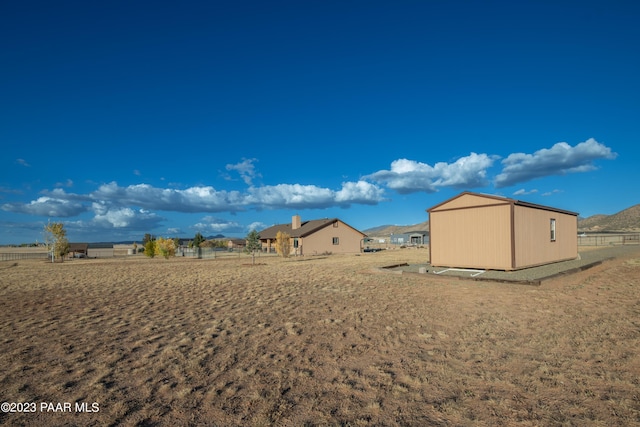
[427,192,578,271]
[67,243,89,258]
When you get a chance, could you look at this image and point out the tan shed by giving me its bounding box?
[427,192,578,271]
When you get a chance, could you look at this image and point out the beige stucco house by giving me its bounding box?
[427,192,578,271]
[259,215,366,255]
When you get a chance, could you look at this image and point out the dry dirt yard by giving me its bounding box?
[1,247,639,426]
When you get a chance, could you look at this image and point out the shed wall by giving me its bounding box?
[434,193,506,210]
[430,204,512,270]
[513,206,577,268]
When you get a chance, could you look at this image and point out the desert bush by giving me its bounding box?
[155,237,176,259]
[200,239,227,248]
[144,240,156,258]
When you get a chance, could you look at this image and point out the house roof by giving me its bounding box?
[427,191,579,216]
[227,239,246,245]
[68,243,89,251]
[259,218,366,240]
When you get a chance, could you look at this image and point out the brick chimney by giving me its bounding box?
[292,214,301,230]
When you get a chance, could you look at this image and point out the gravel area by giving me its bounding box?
[386,244,640,285]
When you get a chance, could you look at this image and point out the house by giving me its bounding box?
[259,215,366,255]
[67,243,89,258]
[390,231,429,246]
[227,239,246,250]
[87,243,115,258]
[427,191,578,271]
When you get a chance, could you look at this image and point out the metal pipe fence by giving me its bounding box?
[0,252,49,261]
[578,233,640,246]
[179,247,279,260]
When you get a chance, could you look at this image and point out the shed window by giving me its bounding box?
[332,237,339,245]
[550,218,556,242]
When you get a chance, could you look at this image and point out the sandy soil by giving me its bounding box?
[1,247,639,426]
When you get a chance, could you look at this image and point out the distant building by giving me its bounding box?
[259,215,366,255]
[67,243,89,258]
[427,191,578,271]
[227,239,246,250]
[390,231,429,246]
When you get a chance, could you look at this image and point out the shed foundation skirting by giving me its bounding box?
[433,267,485,277]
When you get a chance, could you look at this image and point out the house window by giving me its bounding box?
[293,238,299,248]
[550,218,556,242]
[333,222,338,228]
[332,237,339,245]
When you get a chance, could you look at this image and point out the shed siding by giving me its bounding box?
[429,192,578,271]
[432,193,506,211]
[513,206,577,268]
[430,204,512,270]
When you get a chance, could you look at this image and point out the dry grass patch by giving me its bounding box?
[1,248,640,425]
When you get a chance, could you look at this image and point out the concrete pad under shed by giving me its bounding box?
[380,245,640,285]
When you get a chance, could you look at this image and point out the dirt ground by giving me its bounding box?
[1,247,639,426]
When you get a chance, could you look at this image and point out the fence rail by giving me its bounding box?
[0,248,278,261]
[0,252,49,262]
[182,248,278,260]
[578,233,640,246]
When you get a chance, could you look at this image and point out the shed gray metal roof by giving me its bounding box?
[427,191,578,216]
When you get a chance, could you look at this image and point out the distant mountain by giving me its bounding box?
[577,214,609,230]
[579,204,640,232]
[362,225,395,235]
[207,234,226,240]
[364,220,430,237]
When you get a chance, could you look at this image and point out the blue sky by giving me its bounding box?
[1,0,638,244]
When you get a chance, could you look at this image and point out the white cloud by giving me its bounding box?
[192,216,243,234]
[93,207,137,228]
[365,153,497,194]
[226,158,261,185]
[55,179,74,188]
[0,186,23,195]
[1,196,87,217]
[495,138,617,188]
[92,206,162,229]
[247,181,385,209]
[91,182,246,213]
[3,179,385,222]
[247,221,267,232]
[15,158,30,167]
[513,189,538,196]
[247,184,335,209]
[335,181,386,205]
